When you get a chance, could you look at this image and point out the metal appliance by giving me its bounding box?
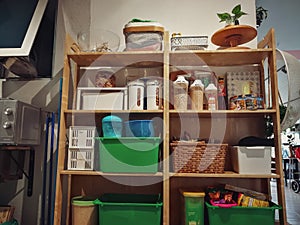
[0,98,41,145]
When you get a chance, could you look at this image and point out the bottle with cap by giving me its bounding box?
[127,79,145,110]
[190,79,204,110]
[173,75,189,110]
[205,83,218,110]
[146,79,162,110]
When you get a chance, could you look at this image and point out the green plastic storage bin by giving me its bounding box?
[0,220,18,225]
[180,190,205,225]
[94,193,162,225]
[96,137,160,173]
[206,201,281,225]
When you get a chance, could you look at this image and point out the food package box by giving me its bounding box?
[231,146,272,174]
[226,71,262,108]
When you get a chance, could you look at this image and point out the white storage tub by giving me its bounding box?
[123,21,164,51]
[231,146,272,174]
[76,87,127,110]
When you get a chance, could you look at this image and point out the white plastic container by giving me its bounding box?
[190,79,204,110]
[205,83,218,110]
[68,126,97,170]
[231,146,272,174]
[76,87,127,110]
[128,80,145,110]
[173,75,189,110]
[146,79,162,110]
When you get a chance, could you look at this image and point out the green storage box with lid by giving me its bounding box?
[205,201,281,225]
[96,137,160,173]
[72,196,97,225]
[180,190,205,225]
[94,193,162,225]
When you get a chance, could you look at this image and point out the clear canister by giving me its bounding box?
[190,79,204,110]
[205,83,218,110]
[173,75,189,110]
[146,79,162,110]
[128,80,145,110]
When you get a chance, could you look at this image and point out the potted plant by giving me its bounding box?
[217,4,248,25]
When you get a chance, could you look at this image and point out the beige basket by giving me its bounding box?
[171,141,228,173]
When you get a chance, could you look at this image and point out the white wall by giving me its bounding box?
[91,0,256,50]
[256,0,300,51]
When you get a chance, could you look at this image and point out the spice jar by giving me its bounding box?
[205,83,218,110]
[190,79,204,110]
[173,75,189,110]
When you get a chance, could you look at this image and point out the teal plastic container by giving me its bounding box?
[206,201,281,225]
[94,193,162,225]
[102,115,123,137]
[96,137,160,173]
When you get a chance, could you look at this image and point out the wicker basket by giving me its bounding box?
[170,141,228,173]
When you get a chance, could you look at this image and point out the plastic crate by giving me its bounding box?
[69,126,97,149]
[206,201,281,225]
[171,35,208,51]
[180,190,205,225]
[96,137,160,173]
[94,193,162,225]
[67,148,94,170]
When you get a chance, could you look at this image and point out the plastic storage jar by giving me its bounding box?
[205,83,218,110]
[173,75,189,110]
[128,80,145,110]
[146,79,162,110]
[190,79,204,110]
[102,115,123,137]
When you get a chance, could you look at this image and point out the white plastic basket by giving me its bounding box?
[67,148,94,170]
[171,35,208,50]
[69,126,97,149]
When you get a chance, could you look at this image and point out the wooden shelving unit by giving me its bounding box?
[53,29,287,225]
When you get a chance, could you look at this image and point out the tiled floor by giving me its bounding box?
[271,180,300,225]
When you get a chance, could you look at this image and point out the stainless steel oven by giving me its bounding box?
[0,98,41,145]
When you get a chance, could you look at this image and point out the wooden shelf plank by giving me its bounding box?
[64,109,164,114]
[68,51,164,67]
[60,170,163,177]
[169,109,277,118]
[169,48,272,66]
[170,171,280,178]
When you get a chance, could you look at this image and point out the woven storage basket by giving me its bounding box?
[171,141,228,173]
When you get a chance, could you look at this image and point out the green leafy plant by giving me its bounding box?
[217,4,248,25]
[256,6,268,27]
